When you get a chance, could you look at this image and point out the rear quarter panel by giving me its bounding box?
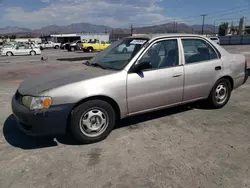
[222,53,246,89]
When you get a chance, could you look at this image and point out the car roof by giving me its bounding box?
[126,33,209,40]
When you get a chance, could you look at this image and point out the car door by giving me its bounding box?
[127,38,184,114]
[181,37,223,101]
[15,45,27,55]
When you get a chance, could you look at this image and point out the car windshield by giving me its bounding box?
[88,37,149,70]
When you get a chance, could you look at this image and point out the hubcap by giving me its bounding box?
[79,109,108,137]
[215,83,228,104]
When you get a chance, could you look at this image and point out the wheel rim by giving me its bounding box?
[79,108,109,137]
[31,52,35,55]
[215,83,228,104]
[7,52,11,56]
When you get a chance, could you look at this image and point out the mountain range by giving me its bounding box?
[0,22,218,36]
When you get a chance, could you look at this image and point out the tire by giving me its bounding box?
[87,47,93,53]
[55,45,59,49]
[6,52,13,56]
[206,78,232,109]
[30,51,36,56]
[70,100,116,144]
[122,47,128,53]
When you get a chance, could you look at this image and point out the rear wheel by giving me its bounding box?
[71,47,75,51]
[55,45,59,49]
[6,52,13,56]
[206,78,232,108]
[70,100,116,144]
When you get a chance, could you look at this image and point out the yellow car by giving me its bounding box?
[82,39,110,52]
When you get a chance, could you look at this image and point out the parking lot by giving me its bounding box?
[0,46,249,188]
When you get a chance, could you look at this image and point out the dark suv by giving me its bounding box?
[66,40,82,51]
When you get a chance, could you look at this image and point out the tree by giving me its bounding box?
[9,35,16,40]
[245,26,250,34]
[218,22,228,36]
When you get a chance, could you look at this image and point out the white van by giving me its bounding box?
[210,37,220,45]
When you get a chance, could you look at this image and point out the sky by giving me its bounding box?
[0,0,249,29]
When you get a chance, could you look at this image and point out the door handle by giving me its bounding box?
[172,73,182,77]
[215,66,221,71]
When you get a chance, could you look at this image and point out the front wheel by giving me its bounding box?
[87,47,93,52]
[55,45,59,49]
[70,100,116,144]
[6,52,13,56]
[30,51,36,56]
[206,78,232,109]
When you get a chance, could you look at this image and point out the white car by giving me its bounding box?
[1,44,41,56]
[40,41,61,49]
[210,37,220,44]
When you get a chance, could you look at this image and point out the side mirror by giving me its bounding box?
[130,61,151,73]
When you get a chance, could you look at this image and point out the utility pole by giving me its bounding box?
[130,24,134,36]
[201,14,207,35]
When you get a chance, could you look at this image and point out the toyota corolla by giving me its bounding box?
[12,34,248,143]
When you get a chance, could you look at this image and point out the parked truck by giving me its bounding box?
[40,41,61,50]
[82,39,110,52]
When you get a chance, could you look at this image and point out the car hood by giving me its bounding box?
[18,65,115,96]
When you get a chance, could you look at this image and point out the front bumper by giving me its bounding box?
[11,92,73,136]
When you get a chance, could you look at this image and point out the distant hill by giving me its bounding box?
[114,22,218,34]
[0,26,31,34]
[32,23,112,35]
[0,22,218,36]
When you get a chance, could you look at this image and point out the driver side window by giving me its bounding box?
[139,39,179,70]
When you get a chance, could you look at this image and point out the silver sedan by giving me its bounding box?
[12,34,248,143]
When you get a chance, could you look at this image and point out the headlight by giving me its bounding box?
[22,96,52,110]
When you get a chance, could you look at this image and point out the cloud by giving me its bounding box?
[40,0,50,3]
[2,0,174,28]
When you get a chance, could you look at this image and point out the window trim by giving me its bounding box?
[180,37,221,65]
[128,37,182,73]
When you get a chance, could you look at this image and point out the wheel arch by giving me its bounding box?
[6,51,13,56]
[66,95,121,131]
[218,75,234,89]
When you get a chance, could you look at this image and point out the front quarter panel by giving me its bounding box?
[42,70,128,118]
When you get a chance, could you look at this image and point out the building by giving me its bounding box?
[41,33,110,43]
[239,16,246,35]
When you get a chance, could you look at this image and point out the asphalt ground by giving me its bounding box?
[0,46,249,188]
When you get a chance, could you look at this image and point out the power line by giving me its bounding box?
[130,4,250,28]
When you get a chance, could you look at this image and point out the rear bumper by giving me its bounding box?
[12,95,73,136]
[243,69,248,84]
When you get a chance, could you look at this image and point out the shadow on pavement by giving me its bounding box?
[57,57,93,61]
[3,105,194,149]
[116,105,193,129]
[3,115,58,149]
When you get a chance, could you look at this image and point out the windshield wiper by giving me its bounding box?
[83,61,107,70]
